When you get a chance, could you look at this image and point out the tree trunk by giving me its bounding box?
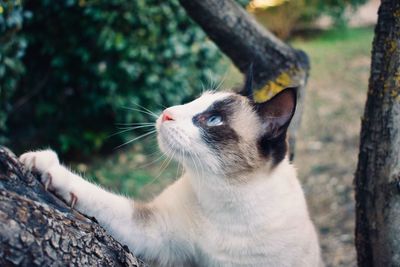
[178,0,310,159]
[355,0,400,266]
[0,146,146,267]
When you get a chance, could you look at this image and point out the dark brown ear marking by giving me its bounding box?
[255,88,297,140]
[238,63,296,138]
[255,88,297,164]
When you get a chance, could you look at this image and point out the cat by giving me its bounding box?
[19,73,323,267]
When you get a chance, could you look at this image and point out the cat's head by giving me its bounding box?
[156,75,296,177]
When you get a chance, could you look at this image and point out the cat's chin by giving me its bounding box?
[157,130,185,159]
[158,124,187,150]
[157,132,209,173]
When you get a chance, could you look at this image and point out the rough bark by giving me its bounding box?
[0,146,146,267]
[178,0,310,159]
[355,0,400,266]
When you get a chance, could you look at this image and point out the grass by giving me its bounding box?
[82,26,374,266]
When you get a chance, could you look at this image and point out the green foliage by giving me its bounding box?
[303,0,369,26]
[236,0,251,7]
[0,0,26,143]
[5,0,223,155]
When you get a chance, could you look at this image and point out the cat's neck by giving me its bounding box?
[182,158,302,224]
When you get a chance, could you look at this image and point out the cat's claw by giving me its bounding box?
[42,172,53,191]
[19,150,74,206]
[70,192,78,208]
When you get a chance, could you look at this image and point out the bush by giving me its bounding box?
[303,0,369,26]
[0,0,26,144]
[3,0,223,156]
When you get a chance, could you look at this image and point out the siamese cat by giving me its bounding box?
[20,73,322,266]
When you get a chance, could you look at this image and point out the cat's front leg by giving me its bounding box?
[19,149,190,265]
[19,149,144,245]
[20,148,136,219]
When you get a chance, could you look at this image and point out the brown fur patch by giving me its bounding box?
[133,202,154,224]
[258,133,289,166]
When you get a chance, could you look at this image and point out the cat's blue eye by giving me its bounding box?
[206,115,223,127]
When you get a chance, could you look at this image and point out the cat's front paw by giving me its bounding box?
[19,150,77,207]
[19,149,59,173]
[20,149,61,190]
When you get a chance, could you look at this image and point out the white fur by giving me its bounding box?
[19,92,322,267]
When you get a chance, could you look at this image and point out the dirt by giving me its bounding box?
[294,50,371,266]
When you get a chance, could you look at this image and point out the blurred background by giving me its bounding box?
[1,0,378,266]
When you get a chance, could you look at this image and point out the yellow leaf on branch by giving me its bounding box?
[253,72,292,103]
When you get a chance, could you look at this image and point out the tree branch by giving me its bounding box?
[178,0,309,100]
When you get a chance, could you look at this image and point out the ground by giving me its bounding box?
[80,27,373,267]
[293,27,372,267]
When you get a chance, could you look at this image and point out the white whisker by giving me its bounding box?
[192,150,205,178]
[141,146,175,190]
[206,70,215,90]
[109,125,155,138]
[189,151,200,179]
[116,125,154,131]
[115,122,155,126]
[130,102,160,117]
[114,130,157,149]
[215,73,226,91]
[159,150,175,176]
[121,107,159,119]
[190,150,204,180]
[148,148,176,186]
[201,81,206,93]
[175,148,184,180]
[136,150,168,170]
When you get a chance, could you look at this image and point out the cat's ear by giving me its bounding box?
[238,63,296,139]
[254,88,297,140]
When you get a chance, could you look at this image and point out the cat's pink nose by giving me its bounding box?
[161,110,174,122]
